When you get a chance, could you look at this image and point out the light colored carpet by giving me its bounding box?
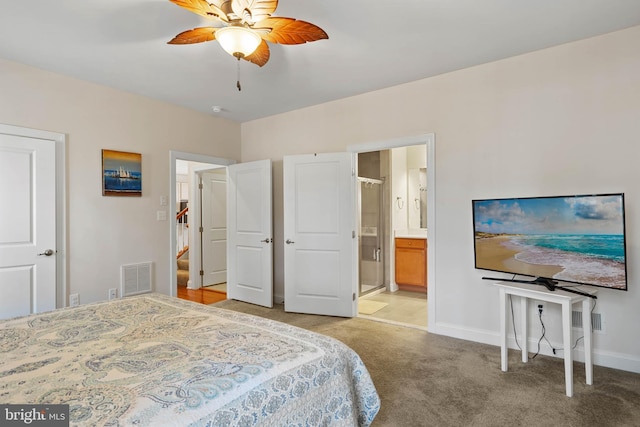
[359,300,388,315]
[211,299,640,427]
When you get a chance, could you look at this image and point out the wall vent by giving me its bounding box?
[121,262,153,297]
[571,310,603,332]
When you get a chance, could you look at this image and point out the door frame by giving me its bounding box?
[347,133,436,331]
[0,123,67,308]
[169,151,235,297]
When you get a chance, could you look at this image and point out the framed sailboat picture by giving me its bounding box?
[102,149,142,197]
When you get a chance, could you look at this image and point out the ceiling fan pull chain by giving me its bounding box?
[236,58,242,92]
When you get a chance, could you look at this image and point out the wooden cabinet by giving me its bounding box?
[395,238,427,292]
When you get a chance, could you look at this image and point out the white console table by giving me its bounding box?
[494,282,597,397]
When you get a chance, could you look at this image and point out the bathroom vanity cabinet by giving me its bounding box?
[394,237,427,292]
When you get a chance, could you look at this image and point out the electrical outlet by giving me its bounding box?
[108,288,117,300]
[69,293,79,307]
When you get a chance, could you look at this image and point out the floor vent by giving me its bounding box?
[121,262,153,297]
[572,310,603,332]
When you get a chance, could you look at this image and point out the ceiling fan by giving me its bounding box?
[168,0,328,68]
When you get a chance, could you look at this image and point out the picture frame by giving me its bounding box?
[102,149,142,197]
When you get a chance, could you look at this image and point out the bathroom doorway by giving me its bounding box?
[355,144,429,329]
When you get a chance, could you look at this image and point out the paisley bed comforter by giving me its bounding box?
[0,293,380,426]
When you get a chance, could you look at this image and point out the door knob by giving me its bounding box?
[38,249,55,256]
[261,238,272,243]
[286,239,295,244]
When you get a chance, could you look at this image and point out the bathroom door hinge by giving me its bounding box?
[199,270,204,276]
[353,293,356,301]
[352,230,356,239]
[198,183,203,189]
[199,226,204,233]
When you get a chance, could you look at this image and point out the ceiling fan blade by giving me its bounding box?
[169,0,229,22]
[253,17,328,45]
[243,39,270,67]
[231,0,277,24]
[168,27,218,44]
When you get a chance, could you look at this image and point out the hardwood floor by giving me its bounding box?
[177,286,227,305]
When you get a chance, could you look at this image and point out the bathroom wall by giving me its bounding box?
[391,145,427,235]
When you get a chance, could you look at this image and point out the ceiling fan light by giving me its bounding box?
[216,26,261,58]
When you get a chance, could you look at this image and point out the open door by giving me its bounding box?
[227,159,273,307]
[283,153,357,317]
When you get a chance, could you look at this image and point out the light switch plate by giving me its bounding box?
[157,210,167,221]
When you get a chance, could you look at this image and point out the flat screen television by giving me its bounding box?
[473,193,627,292]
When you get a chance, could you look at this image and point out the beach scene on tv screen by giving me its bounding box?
[473,195,626,289]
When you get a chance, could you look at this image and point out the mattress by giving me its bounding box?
[0,293,380,426]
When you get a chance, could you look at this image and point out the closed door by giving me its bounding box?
[200,170,227,286]
[0,131,57,319]
[283,153,356,317]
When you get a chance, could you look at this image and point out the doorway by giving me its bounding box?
[169,152,233,297]
[174,159,227,290]
[170,153,274,308]
[350,134,435,330]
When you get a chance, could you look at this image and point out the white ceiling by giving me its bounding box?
[2,1,640,123]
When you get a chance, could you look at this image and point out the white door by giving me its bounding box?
[200,170,227,287]
[283,153,357,317]
[0,133,56,319]
[227,159,273,307]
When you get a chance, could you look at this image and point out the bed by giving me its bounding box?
[0,293,380,426]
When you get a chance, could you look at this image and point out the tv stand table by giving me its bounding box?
[494,282,597,397]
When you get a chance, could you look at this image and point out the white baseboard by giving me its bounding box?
[429,321,640,374]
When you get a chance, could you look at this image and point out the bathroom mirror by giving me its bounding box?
[407,167,427,229]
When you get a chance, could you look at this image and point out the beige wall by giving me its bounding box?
[0,58,241,304]
[241,26,640,372]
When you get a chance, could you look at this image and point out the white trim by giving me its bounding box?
[425,137,436,332]
[347,133,436,330]
[431,321,640,374]
[347,134,433,152]
[0,123,67,308]
[169,151,235,297]
[357,314,428,331]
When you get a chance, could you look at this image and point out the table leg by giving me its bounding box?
[562,300,573,397]
[583,298,593,385]
[500,288,508,372]
[521,296,528,363]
